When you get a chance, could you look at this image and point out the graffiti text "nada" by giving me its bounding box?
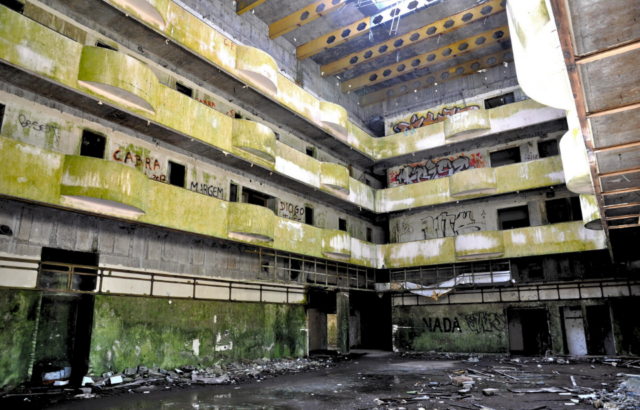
[422,317,462,333]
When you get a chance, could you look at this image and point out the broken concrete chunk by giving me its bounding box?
[109,375,124,385]
[123,367,137,376]
[81,376,94,386]
[483,388,499,396]
[102,371,113,378]
[182,365,196,371]
[138,366,148,374]
[191,374,229,384]
[452,376,474,386]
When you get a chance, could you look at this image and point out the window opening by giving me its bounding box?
[546,197,583,224]
[176,82,193,98]
[538,139,559,158]
[365,178,371,186]
[229,183,238,202]
[305,206,314,225]
[498,205,530,230]
[339,218,347,232]
[0,103,5,133]
[242,187,274,207]
[0,0,25,13]
[168,161,186,187]
[366,227,373,242]
[234,112,243,119]
[95,41,117,51]
[306,147,315,157]
[490,146,521,167]
[484,92,515,109]
[80,130,106,159]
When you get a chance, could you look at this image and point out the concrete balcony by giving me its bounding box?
[227,202,276,243]
[382,221,607,269]
[560,112,594,194]
[78,46,158,114]
[580,195,603,230]
[60,155,149,217]
[235,45,279,95]
[449,168,497,198]
[444,109,491,143]
[320,162,350,195]
[108,0,169,28]
[454,231,505,260]
[319,101,348,138]
[232,119,276,163]
[321,229,351,260]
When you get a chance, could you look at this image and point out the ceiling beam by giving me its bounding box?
[359,49,513,107]
[269,0,347,40]
[236,0,268,15]
[342,25,509,93]
[297,16,371,60]
[321,0,506,78]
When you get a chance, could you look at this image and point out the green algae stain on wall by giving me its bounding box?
[0,289,42,394]
[89,296,307,375]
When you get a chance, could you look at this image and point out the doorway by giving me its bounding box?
[560,306,588,355]
[508,308,551,355]
[31,248,97,386]
[585,305,615,355]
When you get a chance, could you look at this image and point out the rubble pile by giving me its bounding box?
[5,355,345,403]
[371,354,640,410]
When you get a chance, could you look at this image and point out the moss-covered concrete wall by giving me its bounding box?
[89,295,307,375]
[0,289,41,394]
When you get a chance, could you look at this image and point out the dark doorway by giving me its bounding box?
[241,187,273,207]
[586,305,615,355]
[350,290,392,350]
[168,161,186,188]
[307,289,336,354]
[490,146,521,167]
[33,248,97,387]
[305,206,314,225]
[484,92,515,109]
[508,308,551,355]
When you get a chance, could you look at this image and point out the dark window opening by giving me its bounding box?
[306,147,315,157]
[242,187,273,207]
[366,227,373,242]
[80,130,106,159]
[229,183,238,202]
[95,41,117,51]
[538,139,559,158]
[274,132,280,141]
[514,256,544,281]
[176,82,193,98]
[339,218,347,232]
[490,146,521,167]
[484,92,515,109]
[0,225,13,236]
[0,103,5,133]
[290,259,301,281]
[234,112,243,119]
[365,178,371,186]
[546,197,583,224]
[305,206,314,225]
[0,0,25,13]
[40,247,98,292]
[507,308,551,355]
[498,205,530,230]
[168,161,186,188]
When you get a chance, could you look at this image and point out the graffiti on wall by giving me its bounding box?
[422,210,485,239]
[466,312,506,334]
[392,220,414,242]
[18,114,60,143]
[112,149,166,182]
[280,201,305,222]
[390,105,480,133]
[388,153,486,187]
[190,182,224,199]
[423,317,462,333]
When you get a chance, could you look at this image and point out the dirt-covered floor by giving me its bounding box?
[5,351,640,410]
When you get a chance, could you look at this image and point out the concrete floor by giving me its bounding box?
[22,350,640,410]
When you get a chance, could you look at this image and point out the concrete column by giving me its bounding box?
[336,292,350,355]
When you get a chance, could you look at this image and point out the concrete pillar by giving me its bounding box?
[336,292,350,355]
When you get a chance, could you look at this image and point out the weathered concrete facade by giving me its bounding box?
[0,0,638,399]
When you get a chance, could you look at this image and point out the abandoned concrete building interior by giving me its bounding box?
[0,0,639,408]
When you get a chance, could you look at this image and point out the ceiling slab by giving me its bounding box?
[359,48,512,106]
[269,0,347,39]
[341,25,508,92]
[297,15,371,59]
[236,0,269,15]
[321,0,505,78]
